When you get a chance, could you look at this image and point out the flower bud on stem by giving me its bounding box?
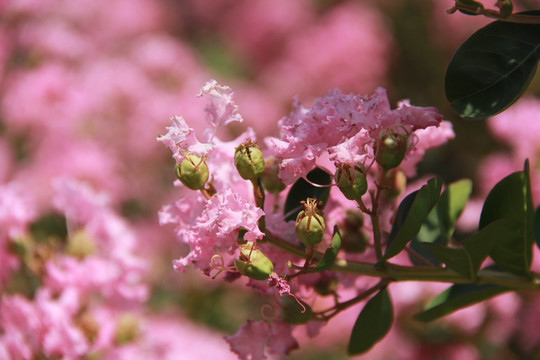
[295,198,326,247]
[234,140,265,181]
[175,153,209,190]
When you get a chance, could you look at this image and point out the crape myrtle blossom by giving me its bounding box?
[159,80,457,360]
[158,80,244,164]
[158,80,264,273]
[0,183,36,287]
[265,87,453,185]
[47,178,148,305]
[163,189,265,273]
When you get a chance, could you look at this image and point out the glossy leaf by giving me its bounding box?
[445,11,540,119]
[348,288,393,355]
[415,284,507,322]
[283,167,332,222]
[385,178,442,260]
[313,225,341,272]
[479,161,534,278]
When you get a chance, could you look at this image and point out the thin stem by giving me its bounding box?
[200,188,212,200]
[251,178,265,209]
[369,169,385,262]
[452,3,540,24]
[316,280,388,321]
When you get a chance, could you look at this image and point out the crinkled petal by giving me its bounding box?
[198,79,243,128]
[157,115,214,163]
[225,320,270,360]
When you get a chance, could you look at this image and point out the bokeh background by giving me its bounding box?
[2,0,540,359]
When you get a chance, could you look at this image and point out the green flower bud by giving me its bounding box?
[234,140,265,180]
[381,168,407,199]
[279,296,313,324]
[66,231,95,259]
[340,209,369,253]
[313,276,338,296]
[340,228,370,253]
[344,208,364,230]
[114,314,140,345]
[334,163,368,200]
[376,128,409,170]
[261,156,286,194]
[175,153,209,190]
[234,243,274,280]
[295,198,326,247]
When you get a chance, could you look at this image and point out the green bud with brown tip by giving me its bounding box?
[334,163,368,200]
[295,198,326,246]
[261,156,286,194]
[234,140,265,181]
[175,153,209,190]
[234,243,274,280]
[376,128,409,170]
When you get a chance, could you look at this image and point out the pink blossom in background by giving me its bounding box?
[47,178,148,305]
[0,183,35,286]
[219,0,313,69]
[259,2,393,103]
[430,0,491,50]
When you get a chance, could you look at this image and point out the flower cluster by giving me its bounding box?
[158,80,456,359]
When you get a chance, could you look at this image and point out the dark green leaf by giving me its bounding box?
[408,179,472,266]
[420,242,471,278]
[348,288,393,355]
[419,220,505,279]
[534,205,540,250]
[385,178,442,259]
[462,219,508,276]
[479,161,534,278]
[415,284,507,322]
[313,225,341,272]
[437,179,473,242]
[409,209,445,266]
[445,11,540,119]
[284,168,332,222]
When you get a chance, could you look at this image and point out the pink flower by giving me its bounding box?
[259,2,393,102]
[169,188,264,273]
[225,319,298,360]
[266,87,446,184]
[157,115,215,164]
[198,79,244,129]
[49,178,148,305]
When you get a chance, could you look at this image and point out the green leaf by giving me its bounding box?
[534,206,540,250]
[414,284,508,322]
[409,209,445,266]
[385,178,442,260]
[419,220,506,279]
[437,179,473,242]
[479,161,534,278]
[462,219,508,275]
[408,179,472,266]
[348,288,393,355]
[445,10,540,119]
[283,167,332,222]
[420,242,471,278]
[313,225,341,272]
